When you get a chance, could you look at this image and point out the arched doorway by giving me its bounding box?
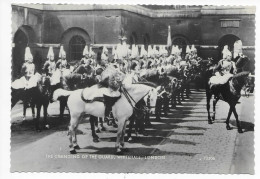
[69,35,86,61]
[218,34,240,60]
[12,29,28,80]
[61,27,91,61]
[172,35,189,56]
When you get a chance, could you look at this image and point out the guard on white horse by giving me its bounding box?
[53,71,158,154]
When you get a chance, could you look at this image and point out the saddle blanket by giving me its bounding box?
[82,85,121,102]
[11,73,41,89]
[209,73,233,86]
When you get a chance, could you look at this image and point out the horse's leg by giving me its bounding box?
[163,95,169,116]
[73,121,81,150]
[69,114,80,154]
[177,89,182,105]
[171,91,176,108]
[127,115,135,141]
[155,98,162,121]
[94,116,100,133]
[232,105,243,133]
[145,110,152,127]
[35,103,41,131]
[99,117,106,131]
[59,97,66,121]
[212,97,219,121]
[89,115,99,142]
[120,120,128,151]
[22,98,27,120]
[206,91,213,124]
[31,101,35,118]
[115,118,126,154]
[186,82,190,98]
[138,114,147,136]
[43,102,49,129]
[181,85,185,101]
[225,106,233,130]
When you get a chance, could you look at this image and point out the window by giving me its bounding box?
[220,19,240,28]
[69,35,86,61]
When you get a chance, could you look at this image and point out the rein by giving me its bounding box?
[121,86,151,113]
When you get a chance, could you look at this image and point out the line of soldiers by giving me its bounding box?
[13,36,246,128]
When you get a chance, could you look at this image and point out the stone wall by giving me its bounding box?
[11,5,256,79]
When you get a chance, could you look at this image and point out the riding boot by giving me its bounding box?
[103,95,121,125]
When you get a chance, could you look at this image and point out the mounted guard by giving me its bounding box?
[42,46,56,77]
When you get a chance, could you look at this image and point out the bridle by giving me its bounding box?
[121,86,155,113]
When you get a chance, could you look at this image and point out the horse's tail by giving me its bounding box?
[53,88,73,101]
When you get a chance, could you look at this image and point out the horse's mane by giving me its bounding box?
[134,82,157,88]
[236,56,249,68]
[232,71,250,80]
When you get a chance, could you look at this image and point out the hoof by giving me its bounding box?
[93,138,99,143]
[208,121,213,124]
[128,137,133,142]
[116,149,123,155]
[238,129,244,133]
[70,149,77,154]
[142,131,148,136]
[96,129,101,133]
[113,123,118,128]
[121,148,129,152]
[73,145,80,150]
[43,124,50,130]
[226,126,232,130]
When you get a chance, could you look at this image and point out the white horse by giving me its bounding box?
[53,76,158,154]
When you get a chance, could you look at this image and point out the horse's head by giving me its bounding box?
[232,71,250,91]
[38,75,51,97]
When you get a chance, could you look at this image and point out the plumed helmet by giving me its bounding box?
[190,44,197,52]
[24,47,33,62]
[186,45,191,54]
[222,45,232,59]
[83,45,89,56]
[47,46,54,60]
[59,45,66,58]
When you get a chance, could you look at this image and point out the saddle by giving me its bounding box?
[209,75,233,95]
[209,73,233,88]
[81,85,121,104]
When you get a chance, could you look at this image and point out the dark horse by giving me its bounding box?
[206,71,250,133]
[11,74,52,131]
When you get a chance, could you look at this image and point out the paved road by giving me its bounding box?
[10,89,254,173]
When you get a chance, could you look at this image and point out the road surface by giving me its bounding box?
[10,89,254,173]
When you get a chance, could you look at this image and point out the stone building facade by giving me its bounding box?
[12,4,255,79]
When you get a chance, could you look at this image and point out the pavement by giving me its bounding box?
[10,89,254,173]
